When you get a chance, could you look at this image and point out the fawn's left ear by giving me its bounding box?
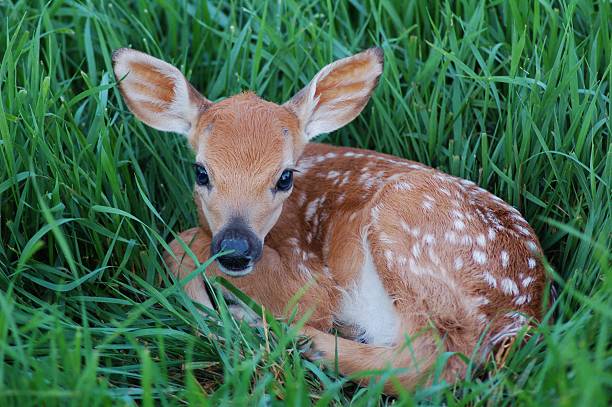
[112,48,211,135]
[284,47,383,141]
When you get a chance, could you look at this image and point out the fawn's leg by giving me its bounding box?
[164,227,337,331]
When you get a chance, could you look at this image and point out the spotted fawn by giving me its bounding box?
[113,47,546,393]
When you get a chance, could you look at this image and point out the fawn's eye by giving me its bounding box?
[194,164,210,187]
[275,169,293,192]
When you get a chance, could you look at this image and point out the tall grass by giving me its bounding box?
[0,0,610,405]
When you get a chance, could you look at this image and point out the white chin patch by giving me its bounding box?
[217,262,254,277]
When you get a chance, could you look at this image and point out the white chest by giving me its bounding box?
[334,239,401,346]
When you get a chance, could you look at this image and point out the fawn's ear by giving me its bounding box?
[112,48,211,135]
[284,47,383,141]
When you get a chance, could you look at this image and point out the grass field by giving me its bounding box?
[1,0,610,405]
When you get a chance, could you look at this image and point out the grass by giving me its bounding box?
[0,0,610,405]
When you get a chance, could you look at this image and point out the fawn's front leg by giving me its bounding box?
[164,227,335,331]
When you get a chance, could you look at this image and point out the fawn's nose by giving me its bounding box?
[211,220,262,275]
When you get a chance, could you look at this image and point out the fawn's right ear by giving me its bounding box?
[112,48,211,135]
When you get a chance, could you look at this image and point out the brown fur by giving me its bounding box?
[114,47,547,394]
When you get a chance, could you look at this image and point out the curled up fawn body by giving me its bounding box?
[112,47,547,393]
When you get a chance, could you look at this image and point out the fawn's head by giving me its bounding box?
[113,47,383,276]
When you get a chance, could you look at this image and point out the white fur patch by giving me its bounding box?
[500,278,519,296]
[453,219,466,230]
[482,272,497,288]
[521,276,534,287]
[476,234,486,247]
[488,228,497,241]
[473,250,487,264]
[335,237,400,346]
[500,251,509,268]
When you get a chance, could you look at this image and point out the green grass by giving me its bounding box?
[0,0,610,405]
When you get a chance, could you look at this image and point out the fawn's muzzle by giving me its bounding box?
[211,219,262,276]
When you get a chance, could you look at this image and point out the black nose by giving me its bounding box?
[211,220,262,273]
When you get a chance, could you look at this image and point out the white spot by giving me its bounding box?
[500,278,519,296]
[434,173,448,181]
[428,247,441,265]
[305,197,322,222]
[344,151,356,157]
[526,241,538,253]
[422,200,434,211]
[501,251,509,268]
[451,209,464,219]
[440,188,451,197]
[402,223,420,238]
[488,228,497,241]
[326,171,340,179]
[397,255,408,267]
[476,234,486,247]
[473,250,487,264]
[527,258,536,269]
[445,231,458,244]
[454,257,463,270]
[324,152,337,159]
[461,235,473,246]
[411,242,421,258]
[521,276,534,287]
[482,272,497,288]
[454,219,466,230]
[358,172,370,183]
[514,224,531,236]
[514,295,529,305]
[423,234,435,244]
[335,237,400,346]
[394,181,412,191]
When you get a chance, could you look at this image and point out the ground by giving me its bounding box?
[0,0,610,406]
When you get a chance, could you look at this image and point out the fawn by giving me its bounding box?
[112,47,546,393]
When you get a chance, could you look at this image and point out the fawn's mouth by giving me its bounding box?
[216,262,254,277]
[210,217,262,277]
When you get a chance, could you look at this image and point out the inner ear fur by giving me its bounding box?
[112,48,211,135]
[284,47,384,140]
